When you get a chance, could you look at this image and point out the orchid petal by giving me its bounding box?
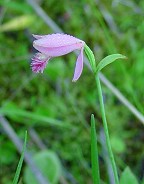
[72,48,84,82]
[33,33,84,48]
[33,43,83,57]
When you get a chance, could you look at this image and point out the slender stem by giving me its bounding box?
[91,114,100,184]
[95,74,119,184]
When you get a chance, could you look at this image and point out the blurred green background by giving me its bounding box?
[0,0,144,184]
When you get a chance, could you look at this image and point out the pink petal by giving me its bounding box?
[33,33,84,48]
[33,43,83,57]
[72,48,84,82]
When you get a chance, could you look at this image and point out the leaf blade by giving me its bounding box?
[120,167,139,184]
[96,54,127,72]
[0,108,68,128]
[12,131,27,184]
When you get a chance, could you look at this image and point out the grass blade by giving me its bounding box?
[0,108,68,127]
[91,114,100,184]
[12,131,27,184]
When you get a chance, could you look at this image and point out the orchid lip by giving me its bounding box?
[31,53,50,73]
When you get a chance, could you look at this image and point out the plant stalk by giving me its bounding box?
[91,114,100,184]
[95,74,119,184]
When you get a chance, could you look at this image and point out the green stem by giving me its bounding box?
[91,114,100,184]
[95,74,119,184]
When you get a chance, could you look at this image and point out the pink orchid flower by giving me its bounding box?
[31,33,85,82]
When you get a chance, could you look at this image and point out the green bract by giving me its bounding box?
[84,44,96,73]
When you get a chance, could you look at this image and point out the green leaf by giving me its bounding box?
[0,15,35,32]
[0,107,69,128]
[24,150,61,184]
[96,54,127,72]
[12,131,27,184]
[0,1,33,13]
[120,167,139,184]
[91,114,100,184]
